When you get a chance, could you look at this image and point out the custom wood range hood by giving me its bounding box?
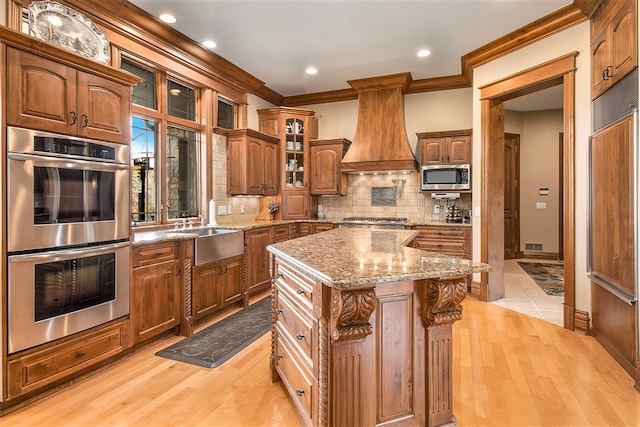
[340,72,418,173]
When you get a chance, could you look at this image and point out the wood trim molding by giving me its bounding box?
[573,0,608,18]
[329,287,377,342]
[421,277,466,327]
[573,308,591,335]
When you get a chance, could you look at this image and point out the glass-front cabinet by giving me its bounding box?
[258,107,318,219]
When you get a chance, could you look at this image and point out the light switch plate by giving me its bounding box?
[536,202,546,209]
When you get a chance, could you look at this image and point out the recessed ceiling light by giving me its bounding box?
[417,49,431,58]
[159,13,177,24]
[305,67,318,75]
[203,40,217,49]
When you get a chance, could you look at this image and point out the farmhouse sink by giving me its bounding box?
[172,228,244,266]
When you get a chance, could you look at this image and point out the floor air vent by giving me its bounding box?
[525,243,543,251]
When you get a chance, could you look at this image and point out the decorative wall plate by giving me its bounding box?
[28,1,111,64]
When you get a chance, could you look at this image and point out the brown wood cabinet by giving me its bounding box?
[258,107,319,219]
[7,47,133,144]
[244,228,274,297]
[131,242,181,344]
[310,138,351,195]
[590,0,637,99]
[192,255,244,320]
[417,130,472,166]
[6,320,128,400]
[226,128,280,196]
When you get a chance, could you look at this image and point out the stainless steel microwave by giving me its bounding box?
[421,164,470,191]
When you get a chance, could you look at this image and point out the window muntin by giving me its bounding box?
[166,126,198,219]
[131,117,158,223]
[121,59,157,110]
[167,80,196,121]
[217,97,235,129]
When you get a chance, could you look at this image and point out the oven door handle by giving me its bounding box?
[8,152,130,170]
[9,241,130,263]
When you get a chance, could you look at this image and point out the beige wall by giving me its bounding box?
[473,21,591,311]
[506,109,563,254]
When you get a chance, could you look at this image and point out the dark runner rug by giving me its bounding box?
[155,297,271,368]
[517,262,564,296]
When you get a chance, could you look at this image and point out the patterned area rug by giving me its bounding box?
[155,297,271,368]
[517,262,564,296]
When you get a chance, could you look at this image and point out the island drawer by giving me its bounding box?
[412,226,468,241]
[274,330,314,423]
[274,261,316,311]
[412,239,469,257]
[133,241,178,267]
[275,286,314,363]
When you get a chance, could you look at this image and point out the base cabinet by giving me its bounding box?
[6,321,128,400]
[245,228,274,297]
[192,255,244,320]
[131,242,181,344]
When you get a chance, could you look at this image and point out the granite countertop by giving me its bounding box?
[267,228,491,289]
[131,217,471,246]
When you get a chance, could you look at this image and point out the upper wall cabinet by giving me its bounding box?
[7,48,133,144]
[417,130,472,166]
[310,138,351,195]
[226,128,280,196]
[591,0,637,100]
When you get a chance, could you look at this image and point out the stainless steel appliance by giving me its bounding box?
[7,127,130,252]
[338,217,408,229]
[8,242,130,353]
[6,127,131,353]
[421,164,470,191]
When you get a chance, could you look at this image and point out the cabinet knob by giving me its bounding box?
[296,289,305,295]
[275,309,283,315]
[296,334,305,340]
[275,354,283,360]
[75,352,86,358]
[275,273,283,279]
[295,390,305,397]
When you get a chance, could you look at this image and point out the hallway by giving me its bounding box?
[491,259,565,326]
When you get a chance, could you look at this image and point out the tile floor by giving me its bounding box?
[490,258,565,326]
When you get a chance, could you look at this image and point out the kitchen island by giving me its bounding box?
[267,228,491,427]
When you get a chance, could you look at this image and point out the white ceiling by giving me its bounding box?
[127,0,572,108]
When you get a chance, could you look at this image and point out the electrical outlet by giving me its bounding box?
[218,205,227,215]
[240,205,245,214]
[227,205,232,215]
[434,205,440,214]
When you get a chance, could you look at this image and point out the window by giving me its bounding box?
[123,58,202,225]
[166,126,198,219]
[131,117,158,222]
[217,97,235,129]
[168,80,196,121]
[122,59,157,109]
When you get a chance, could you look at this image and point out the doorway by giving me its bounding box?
[504,133,520,260]
[479,52,577,330]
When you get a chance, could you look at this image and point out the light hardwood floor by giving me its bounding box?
[2,294,640,426]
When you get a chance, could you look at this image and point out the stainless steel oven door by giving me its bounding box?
[8,152,130,252]
[8,241,130,354]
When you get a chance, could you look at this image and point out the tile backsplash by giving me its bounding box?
[318,173,471,222]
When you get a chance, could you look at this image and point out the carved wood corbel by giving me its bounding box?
[329,287,377,342]
[421,276,467,328]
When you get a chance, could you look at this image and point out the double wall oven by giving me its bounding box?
[7,127,130,354]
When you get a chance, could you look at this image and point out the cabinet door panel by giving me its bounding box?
[246,229,273,295]
[282,191,310,220]
[310,145,340,194]
[263,141,279,195]
[611,4,637,83]
[132,260,180,343]
[221,255,244,305]
[7,48,76,134]
[447,136,471,164]
[247,138,267,194]
[77,72,131,143]
[193,262,222,320]
[591,34,610,98]
[420,138,445,165]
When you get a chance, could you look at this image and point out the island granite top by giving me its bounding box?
[267,228,491,288]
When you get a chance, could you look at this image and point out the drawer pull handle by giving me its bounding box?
[75,352,86,358]
[275,273,283,278]
[296,334,305,340]
[295,390,305,397]
[275,309,283,314]
[275,354,283,360]
[296,289,305,295]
